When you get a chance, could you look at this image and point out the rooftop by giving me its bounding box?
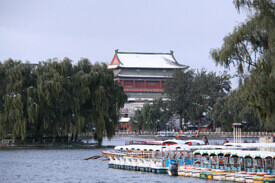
[109,50,187,69]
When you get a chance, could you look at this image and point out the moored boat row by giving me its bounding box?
[172,149,275,182]
[103,139,275,183]
[175,167,275,182]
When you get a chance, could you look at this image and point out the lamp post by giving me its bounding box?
[232,123,242,144]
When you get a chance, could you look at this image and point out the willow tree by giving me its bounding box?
[0,62,6,139]
[26,58,75,140]
[0,58,127,143]
[87,63,127,144]
[28,59,65,140]
[0,59,33,140]
[210,0,274,129]
[66,60,91,141]
[211,90,259,131]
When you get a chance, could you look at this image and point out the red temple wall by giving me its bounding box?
[124,80,133,87]
[118,79,164,92]
[135,81,145,88]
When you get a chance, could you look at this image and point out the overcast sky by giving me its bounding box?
[0,0,246,88]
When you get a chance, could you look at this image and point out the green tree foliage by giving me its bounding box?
[210,0,274,129]
[130,109,143,131]
[191,70,231,123]
[130,98,171,131]
[0,60,33,139]
[0,58,127,144]
[210,0,274,73]
[211,90,260,131]
[164,69,231,130]
[163,69,195,130]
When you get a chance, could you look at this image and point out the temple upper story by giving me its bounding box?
[108,50,187,102]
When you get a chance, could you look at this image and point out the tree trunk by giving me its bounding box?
[97,138,103,146]
[35,123,42,142]
[180,114,183,131]
[199,118,201,132]
[75,133,78,142]
[70,133,74,141]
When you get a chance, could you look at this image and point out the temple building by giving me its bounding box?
[108,50,187,131]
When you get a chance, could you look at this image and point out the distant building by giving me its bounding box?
[108,50,187,131]
[199,124,214,132]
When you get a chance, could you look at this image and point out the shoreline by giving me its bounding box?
[0,135,263,148]
[0,143,115,149]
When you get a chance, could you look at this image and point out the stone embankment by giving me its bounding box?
[76,131,274,139]
[2,131,274,145]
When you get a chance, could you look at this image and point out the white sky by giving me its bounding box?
[0,0,247,88]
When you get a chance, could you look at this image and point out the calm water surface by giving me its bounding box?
[1,137,255,183]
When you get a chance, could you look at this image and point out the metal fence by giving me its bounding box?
[110,131,274,137]
[199,131,274,137]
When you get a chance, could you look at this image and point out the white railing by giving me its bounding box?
[190,131,274,137]
[76,131,274,137]
[115,131,157,136]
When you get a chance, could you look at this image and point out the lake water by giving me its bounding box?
[1,136,256,183]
